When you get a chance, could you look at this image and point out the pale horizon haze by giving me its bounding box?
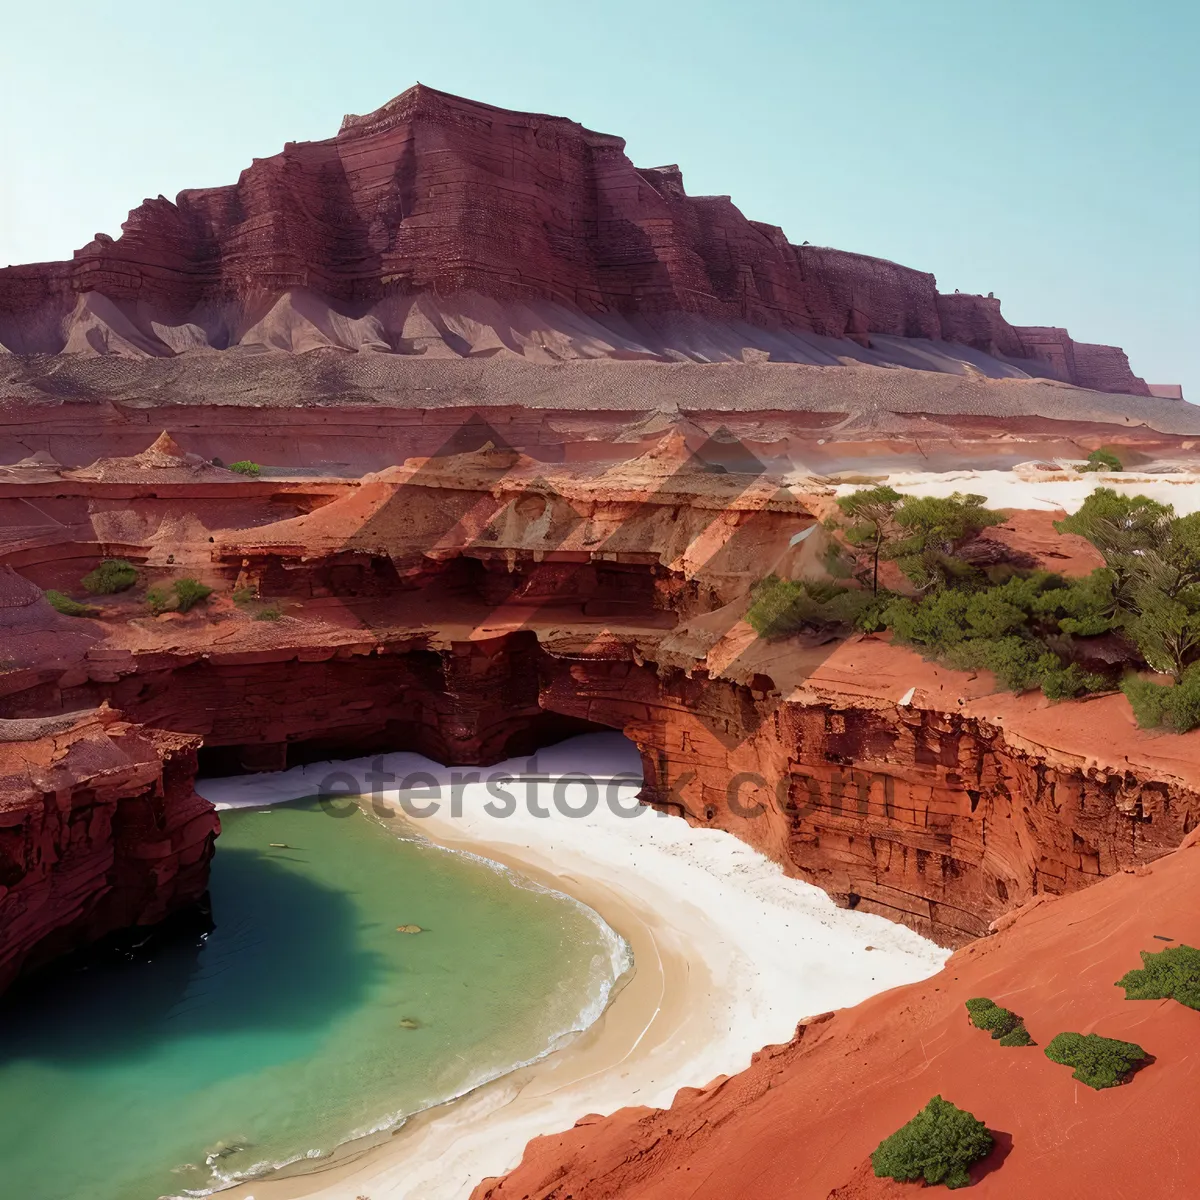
[1,0,1196,397]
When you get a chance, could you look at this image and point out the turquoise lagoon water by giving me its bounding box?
[0,799,627,1200]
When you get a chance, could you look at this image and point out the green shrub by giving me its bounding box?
[146,578,214,616]
[1116,944,1200,1010]
[870,1095,993,1189]
[1082,448,1123,472]
[1040,662,1109,701]
[173,578,213,612]
[852,589,898,633]
[997,1022,1035,1047]
[964,997,1034,1044]
[81,559,138,595]
[948,636,1061,694]
[45,590,96,617]
[1055,491,1200,679]
[746,576,871,639]
[228,460,262,477]
[254,605,282,621]
[1124,593,1200,681]
[878,572,1116,698]
[1044,1032,1147,1089]
[146,586,174,616]
[965,997,1019,1038]
[1122,665,1200,733]
[232,585,257,607]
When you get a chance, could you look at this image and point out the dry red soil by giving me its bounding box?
[475,830,1200,1199]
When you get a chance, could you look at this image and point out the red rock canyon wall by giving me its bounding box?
[0,708,218,991]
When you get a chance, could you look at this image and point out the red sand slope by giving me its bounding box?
[476,831,1200,1199]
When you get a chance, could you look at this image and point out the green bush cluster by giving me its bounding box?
[964,997,1035,1046]
[147,578,214,615]
[1121,665,1200,733]
[746,575,876,639]
[1056,490,1200,683]
[877,571,1111,698]
[870,1095,993,1190]
[761,487,1200,724]
[45,590,97,617]
[174,578,213,612]
[228,460,262,477]
[254,605,282,621]
[1116,944,1200,1010]
[836,489,1005,593]
[1043,1032,1147,1089]
[81,559,138,595]
[1082,448,1123,472]
[997,1022,1036,1048]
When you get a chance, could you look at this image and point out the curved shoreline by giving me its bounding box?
[198,734,948,1200]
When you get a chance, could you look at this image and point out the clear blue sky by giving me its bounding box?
[2,0,1196,395]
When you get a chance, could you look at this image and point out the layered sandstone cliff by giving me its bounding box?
[0,85,1150,394]
[0,706,218,991]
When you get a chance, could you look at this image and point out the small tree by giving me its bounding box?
[1044,1032,1147,1089]
[1056,490,1200,680]
[1125,593,1200,681]
[835,485,902,593]
[1116,944,1200,1010]
[890,493,1006,591]
[871,1095,993,1189]
[1055,489,1175,611]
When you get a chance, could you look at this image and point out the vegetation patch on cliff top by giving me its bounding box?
[147,578,215,616]
[1083,447,1123,472]
[758,486,1200,726]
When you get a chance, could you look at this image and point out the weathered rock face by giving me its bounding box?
[0,707,218,991]
[1010,325,1151,396]
[936,293,1025,358]
[0,85,1150,393]
[542,655,1200,943]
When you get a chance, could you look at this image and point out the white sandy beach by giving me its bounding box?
[194,732,946,1200]
[832,467,1200,515]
